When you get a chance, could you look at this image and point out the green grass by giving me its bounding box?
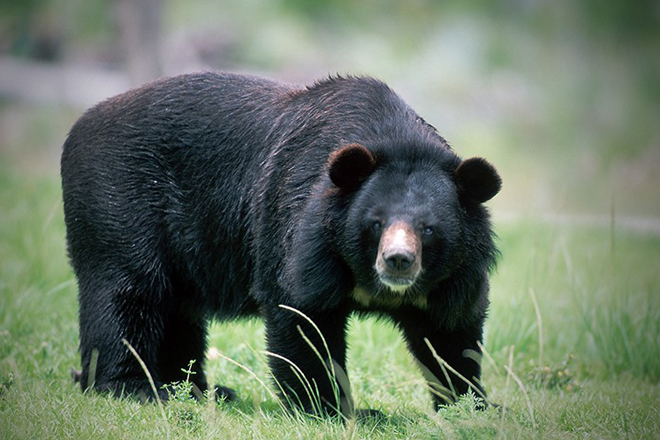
[1,169,659,439]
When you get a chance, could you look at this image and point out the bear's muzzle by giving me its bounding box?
[375,221,422,292]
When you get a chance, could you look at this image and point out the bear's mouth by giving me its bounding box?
[378,274,416,293]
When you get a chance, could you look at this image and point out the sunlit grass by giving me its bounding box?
[488,219,660,383]
[1,169,658,438]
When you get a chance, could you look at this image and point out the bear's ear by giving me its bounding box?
[327,143,376,190]
[454,157,502,203]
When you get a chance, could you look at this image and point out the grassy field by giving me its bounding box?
[1,165,659,439]
[1,0,659,437]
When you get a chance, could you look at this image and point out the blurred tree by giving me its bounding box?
[280,0,443,26]
[0,0,62,60]
[577,0,660,42]
[116,0,164,85]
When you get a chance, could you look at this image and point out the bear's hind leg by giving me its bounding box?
[78,276,169,401]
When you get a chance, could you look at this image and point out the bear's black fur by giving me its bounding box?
[61,72,501,416]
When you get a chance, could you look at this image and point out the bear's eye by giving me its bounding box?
[371,221,383,233]
[422,226,434,236]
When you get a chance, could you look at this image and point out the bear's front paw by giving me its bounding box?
[213,384,238,403]
[353,408,387,422]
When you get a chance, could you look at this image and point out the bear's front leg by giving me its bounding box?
[263,305,352,418]
[393,310,487,410]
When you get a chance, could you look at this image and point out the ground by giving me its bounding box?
[1,166,659,439]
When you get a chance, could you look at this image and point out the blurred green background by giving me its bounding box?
[0,0,660,223]
[1,0,659,222]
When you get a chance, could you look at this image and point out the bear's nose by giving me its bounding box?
[384,252,415,272]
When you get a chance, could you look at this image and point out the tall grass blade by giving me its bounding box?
[528,287,543,368]
[122,338,170,440]
[262,350,320,415]
[87,348,98,390]
[423,338,490,405]
[503,345,535,429]
[278,305,348,418]
[214,351,279,402]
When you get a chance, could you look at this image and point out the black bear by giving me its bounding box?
[61,72,501,417]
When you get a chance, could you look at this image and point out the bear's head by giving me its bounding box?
[327,142,501,307]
